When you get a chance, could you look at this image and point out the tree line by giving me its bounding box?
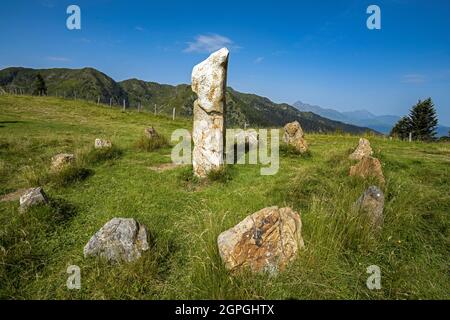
[389,98,444,141]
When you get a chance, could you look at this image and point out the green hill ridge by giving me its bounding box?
[0,67,377,134]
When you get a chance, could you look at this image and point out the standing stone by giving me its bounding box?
[192,48,229,177]
[349,156,385,184]
[94,138,112,149]
[349,138,373,160]
[19,187,48,212]
[355,186,385,230]
[51,153,75,171]
[83,218,149,263]
[144,126,159,139]
[217,206,304,274]
[283,121,308,153]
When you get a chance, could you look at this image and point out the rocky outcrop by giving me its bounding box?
[192,48,229,177]
[94,138,112,149]
[51,153,75,171]
[283,121,308,153]
[19,187,48,212]
[84,218,149,263]
[355,186,385,230]
[349,156,385,184]
[349,138,373,160]
[217,206,304,274]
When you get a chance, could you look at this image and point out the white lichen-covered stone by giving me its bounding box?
[51,153,75,171]
[19,187,48,212]
[349,138,373,160]
[94,138,112,149]
[192,48,229,177]
[84,218,149,263]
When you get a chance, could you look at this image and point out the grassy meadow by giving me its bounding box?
[0,94,449,299]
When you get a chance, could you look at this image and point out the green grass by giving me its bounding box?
[0,94,449,299]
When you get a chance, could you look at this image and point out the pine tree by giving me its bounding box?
[32,74,47,96]
[390,116,411,140]
[409,98,438,141]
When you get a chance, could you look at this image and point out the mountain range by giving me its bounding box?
[0,67,377,134]
[293,101,450,137]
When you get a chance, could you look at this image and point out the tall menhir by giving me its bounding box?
[191,48,229,177]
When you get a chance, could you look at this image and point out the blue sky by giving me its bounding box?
[1,0,449,125]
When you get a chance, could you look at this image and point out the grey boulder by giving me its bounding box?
[84,218,149,263]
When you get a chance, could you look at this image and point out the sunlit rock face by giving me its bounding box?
[217,206,305,275]
[191,48,229,177]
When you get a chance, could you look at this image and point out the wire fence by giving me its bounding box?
[0,85,178,118]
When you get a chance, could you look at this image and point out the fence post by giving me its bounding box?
[123,99,126,111]
[409,132,412,142]
[97,97,100,105]
[154,104,156,115]
[172,107,176,120]
[109,98,112,107]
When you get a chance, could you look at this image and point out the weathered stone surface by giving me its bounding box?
[83,218,149,263]
[349,156,385,184]
[349,138,373,160]
[144,126,159,139]
[94,138,112,149]
[283,121,308,153]
[192,48,229,177]
[51,153,75,171]
[355,186,385,230]
[19,187,48,212]
[217,206,304,274]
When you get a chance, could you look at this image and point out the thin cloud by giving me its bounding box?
[254,57,264,64]
[47,56,71,62]
[135,26,145,32]
[401,74,426,84]
[184,34,237,53]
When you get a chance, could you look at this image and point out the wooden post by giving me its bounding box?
[109,98,112,107]
[409,132,412,142]
[172,107,176,120]
[154,104,156,115]
[97,97,100,105]
[123,99,126,111]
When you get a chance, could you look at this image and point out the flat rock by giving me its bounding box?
[349,156,385,184]
[51,153,75,171]
[217,206,304,274]
[83,218,149,263]
[0,188,27,203]
[349,138,373,160]
[355,186,385,230]
[283,121,308,153]
[19,187,48,212]
[94,138,112,149]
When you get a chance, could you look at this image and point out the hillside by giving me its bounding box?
[0,95,449,299]
[0,67,376,134]
[294,101,450,136]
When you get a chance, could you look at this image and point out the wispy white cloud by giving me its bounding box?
[184,34,237,53]
[135,26,145,32]
[401,73,426,84]
[254,57,264,64]
[47,56,71,62]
